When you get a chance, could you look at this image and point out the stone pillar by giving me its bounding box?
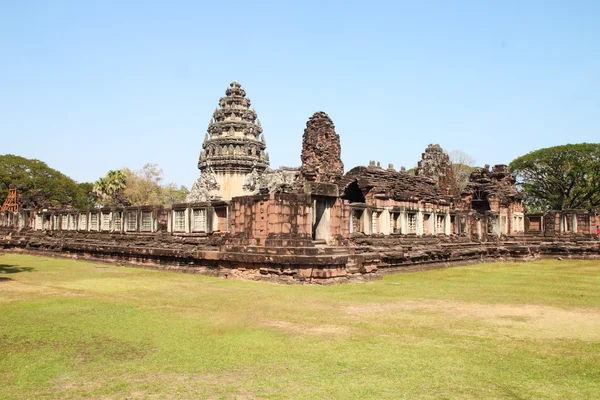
[416,209,424,236]
[380,210,390,235]
[399,211,406,235]
[445,213,451,236]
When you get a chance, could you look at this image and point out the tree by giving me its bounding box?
[509,143,600,212]
[93,170,127,206]
[449,150,477,192]
[0,154,92,208]
[121,163,188,206]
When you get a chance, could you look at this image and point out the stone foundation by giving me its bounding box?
[2,228,598,284]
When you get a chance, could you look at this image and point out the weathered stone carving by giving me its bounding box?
[185,167,220,202]
[299,112,344,183]
[415,144,459,199]
[462,164,522,212]
[340,164,451,205]
[243,167,299,195]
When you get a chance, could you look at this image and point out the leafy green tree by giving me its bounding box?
[509,143,600,212]
[121,163,188,206]
[0,154,92,208]
[93,170,127,206]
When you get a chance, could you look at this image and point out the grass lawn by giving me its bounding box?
[1,254,599,399]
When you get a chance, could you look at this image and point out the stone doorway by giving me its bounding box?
[312,197,332,241]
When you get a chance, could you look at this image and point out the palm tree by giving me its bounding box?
[93,170,127,206]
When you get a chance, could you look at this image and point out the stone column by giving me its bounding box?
[416,209,424,236]
[444,213,451,235]
[380,210,390,235]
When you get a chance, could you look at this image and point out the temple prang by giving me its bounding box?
[188,81,269,202]
[2,80,600,283]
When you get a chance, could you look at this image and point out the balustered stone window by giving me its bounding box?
[102,213,111,231]
[371,212,378,234]
[408,213,417,234]
[36,214,43,230]
[79,214,88,230]
[174,210,186,232]
[69,214,76,230]
[141,211,152,232]
[192,209,207,232]
[113,212,122,232]
[90,213,99,231]
[127,211,137,232]
[61,215,68,230]
[436,215,445,233]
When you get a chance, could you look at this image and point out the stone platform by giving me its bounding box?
[2,229,598,284]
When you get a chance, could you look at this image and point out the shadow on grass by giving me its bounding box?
[0,264,35,274]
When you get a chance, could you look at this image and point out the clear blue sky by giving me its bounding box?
[1,1,599,187]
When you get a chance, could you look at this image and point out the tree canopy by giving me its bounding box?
[509,143,600,212]
[449,150,478,192]
[0,154,93,208]
[95,163,189,207]
[93,170,127,206]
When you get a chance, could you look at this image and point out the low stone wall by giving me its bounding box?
[1,229,599,284]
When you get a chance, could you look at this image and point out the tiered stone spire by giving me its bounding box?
[198,81,269,174]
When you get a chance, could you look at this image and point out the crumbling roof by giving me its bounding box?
[339,165,451,205]
[462,164,522,204]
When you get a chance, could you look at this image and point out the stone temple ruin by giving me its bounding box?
[1,81,599,283]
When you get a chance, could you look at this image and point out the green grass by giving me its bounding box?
[1,254,599,399]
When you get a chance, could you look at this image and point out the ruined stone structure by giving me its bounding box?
[415,144,459,199]
[187,81,269,201]
[299,112,344,184]
[2,81,599,283]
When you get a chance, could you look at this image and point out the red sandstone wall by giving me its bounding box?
[230,193,312,240]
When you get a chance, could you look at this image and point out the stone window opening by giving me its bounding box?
[408,213,417,234]
[192,209,207,232]
[102,213,111,231]
[69,214,76,230]
[423,214,431,234]
[114,212,122,232]
[371,211,379,234]
[53,215,60,230]
[141,211,152,232]
[174,210,186,232]
[90,213,99,231]
[436,215,445,234]
[351,209,363,233]
[127,211,137,232]
[342,181,366,203]
[79,214,88,231]
[460,216,468,234]
[35,214,43,230]
[500,216,507,234]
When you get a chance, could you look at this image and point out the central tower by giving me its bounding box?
[195,81,270,200]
